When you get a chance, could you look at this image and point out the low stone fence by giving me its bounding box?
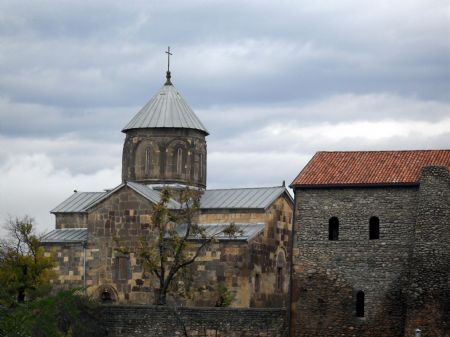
[101,305,287,337]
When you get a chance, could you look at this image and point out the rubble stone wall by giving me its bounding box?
[292,186,419,337]
[101,305,287,337]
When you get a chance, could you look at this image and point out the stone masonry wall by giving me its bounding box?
[199,196,293,307]
[44,242,85,288]
[405,166,450,337]
[122,128,207,188]
[55,212,87,229]
[80,187,290,308]
[292,186,419,337]
[101,305,287,337]
[46,187,293,309]
[86,185,155,303]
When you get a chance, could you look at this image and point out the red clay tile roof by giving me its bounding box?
[291,150,450,187]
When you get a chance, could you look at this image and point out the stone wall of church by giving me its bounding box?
[198,196,293,307]
[292,186,419,337]
[84,186,154,303]
[46,187,289,308]
[44,242,86,288]
[55,212,87,229]
[122,128,207,188]
[101,305,287,337]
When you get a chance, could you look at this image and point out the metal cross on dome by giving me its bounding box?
[165,46,172,72]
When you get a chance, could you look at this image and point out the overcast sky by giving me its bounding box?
[0,0,449,234]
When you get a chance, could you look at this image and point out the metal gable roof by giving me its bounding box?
[41,228,87,243]
[51,192,106,213]
[122,83,208,135]
[200,186,289,210]
[51,182,181,214]
[176,223,265,242]
[126,182,181,209]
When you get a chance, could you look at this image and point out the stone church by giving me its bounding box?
[290,150,450,337]
[41,68,293,308]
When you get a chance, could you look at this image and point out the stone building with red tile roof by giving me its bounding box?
[290,150,450,337]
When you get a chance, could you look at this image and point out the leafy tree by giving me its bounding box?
[136,188,241,305]
[0,216,53,305]
[0,217,107,337]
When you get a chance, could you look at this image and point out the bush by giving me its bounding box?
[0,289,107,337]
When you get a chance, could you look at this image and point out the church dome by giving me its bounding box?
[122,78,208,135]
[121,68,208,190]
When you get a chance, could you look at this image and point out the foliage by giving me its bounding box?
[137,187,241,305]
[0,289,107,337]
[215,283,235,307]
[0,216,53,305]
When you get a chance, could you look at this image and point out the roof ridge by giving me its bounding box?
[51,228,87,230]
[205,186,284,192]
[317,149,450,153]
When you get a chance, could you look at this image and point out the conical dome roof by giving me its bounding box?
[122,80,209,135]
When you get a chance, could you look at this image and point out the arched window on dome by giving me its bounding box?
[176,148,183,175]
[144,147,152,176]
[199,153,203,179]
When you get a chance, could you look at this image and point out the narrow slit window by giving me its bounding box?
[199,153,203,179]
[117,257,128,281]
[176,148,183,175]
[276,267,283,291]
[328,217,339,240]
[255,273,260,293]
[145,148,152,176]
[369,216,380,240]
[356,291,365,317]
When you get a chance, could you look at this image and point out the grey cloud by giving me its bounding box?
[1,0,449,229]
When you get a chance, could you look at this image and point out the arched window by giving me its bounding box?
[328,217,339,240]
[176,148,183,175]
[369,216,380,240]
[276,251,286,292]
[101,289,112,303]
[199,153,203,179]
[356,290,365,317]
[144,147,152,176]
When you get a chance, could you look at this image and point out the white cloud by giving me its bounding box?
[0,154,121,235]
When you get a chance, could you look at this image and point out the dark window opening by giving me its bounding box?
[369,216,380,240]
[255,273,260,293]
[356,291,365,317]
[101,289,112,303]
[328,217,339,240]
[276,267,283,291]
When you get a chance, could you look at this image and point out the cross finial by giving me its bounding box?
[165,46,172,72]
[165,46,173,85]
